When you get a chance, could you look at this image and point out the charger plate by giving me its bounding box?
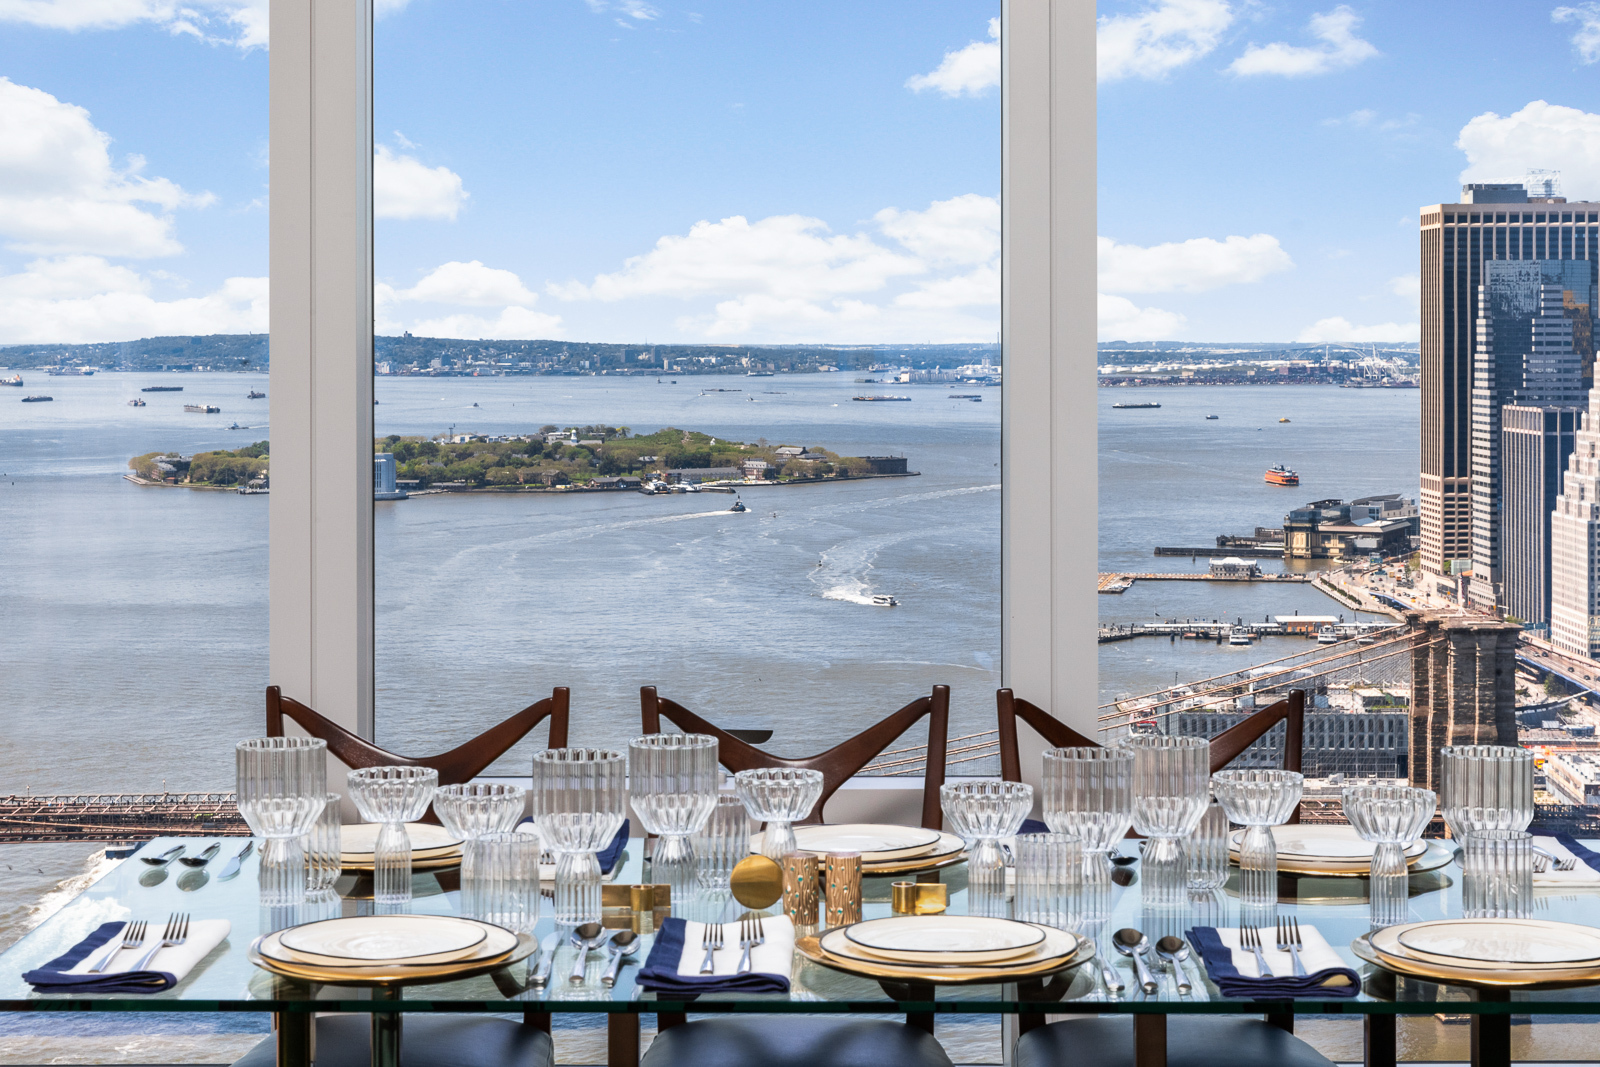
[1229,825,1427,864]
[277,914,489,967]
[341,851,463,873]
[844,915,1045,964]
[798,930,1093,985]
[792,824,943,862]
[1393,919,1600,966]
[341,823,463,860]
[1240,838,1454,878]
[861,832,966,875]
[1353,926,1600,988]
[822,925,1078,970]
[253,926,530,984]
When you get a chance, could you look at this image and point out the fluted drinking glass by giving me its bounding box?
[347,766,438,906]
[1440,745,1534,837]
[693,793,751,890]
[301,792,342,895]
[1042,747,1134,890]
[735,768,824,860]
[1342,784,1435,929]
[1119,735,1209,906]
[1462,829,1533,918]
[1185,796,1229,891]
[940,780,1033,917]
[1212,768,1303,907]
[630,734,719,898]
[1013,832,1082,931]
[435,782,527,917]
[465,831,540,932]
[531,748,627,925]
[236,737,327,906]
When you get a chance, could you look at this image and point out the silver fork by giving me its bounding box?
[1277,916,1307,977]
[131,913,188,972]
[1240,924,1273,978]
[87,921,146,973]
[1534,852,1550,874]
[1533,844,1579,872]
[698,922,724,975]
[736,917,756,975]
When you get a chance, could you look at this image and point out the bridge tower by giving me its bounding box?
[1407,612,1521,795]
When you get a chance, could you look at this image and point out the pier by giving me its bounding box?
[1098,572,1311,594]
[0,793,248,844]
[1098,619,1396,644]
[1154,546,1282,558]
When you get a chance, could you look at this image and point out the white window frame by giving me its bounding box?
[268,0,1096,797]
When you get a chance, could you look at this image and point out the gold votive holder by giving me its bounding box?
[824,851,862,926]
[782,852,820,926]
[891,880,949,915]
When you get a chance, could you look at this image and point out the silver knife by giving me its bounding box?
[530,932,559,988]
[216,840,255,881]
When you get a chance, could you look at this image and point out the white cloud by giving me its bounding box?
[1322,108,1418,132]
[407,306,563,341]
[373,146,468,222]
[1098,0,1234,83]
[874,193,998,266]
[1554,3,1600,63]
[0,256,265,343]
[398,261,538,307]
[1097,233,1292,294]
[0,78,210,258]
[1388,273,1420,299]
[1457,100,1600,197]
[1098,293,1186,340]
[1296,316,1418,343]
[583,0,658,20]
[0,0,270,48]
[906,18,999,97]
[1228,6,1378,77]
[377,261,560,338]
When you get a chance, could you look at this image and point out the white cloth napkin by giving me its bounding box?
[1212,923,1349,982]
[1533,836,1600,886]
[674,915,796,978]
[64,919,230,982]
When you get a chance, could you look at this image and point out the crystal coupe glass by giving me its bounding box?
[1440,745,1533,837]
[630,733,719,898]
[735,768,824,860]
[1211,768,1303,908]
[1042,747,1134,889]
[434,782,527,917]
[531,748,627,926]
[940,780,1033,917]
[1342,784,1435,929]
[236,737,327,906]
[1119,735,1209,906]
[347,765,439,906]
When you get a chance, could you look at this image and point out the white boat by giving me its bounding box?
[1228,630,1252,646]
[1317,626,1339,645]
[871,594,898,607]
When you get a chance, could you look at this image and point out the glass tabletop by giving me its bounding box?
[2,834,1599,1015]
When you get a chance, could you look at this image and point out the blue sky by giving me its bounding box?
[0,0,1596,346]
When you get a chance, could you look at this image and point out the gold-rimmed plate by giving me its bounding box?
[860,832,966,874]
[255,924,524,982]
[798,930,1092,985]
[341,850,463,873]
[276,914,489,967]
[341,823,463,860]
[1353,931,1600,988]
[1245,838,1454,878]
[822,925,1078,970]
[844,915,1046,964]
[1230,825,1427,864]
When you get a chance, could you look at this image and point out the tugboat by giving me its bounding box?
[128,397,146,407]
[728,500,747,513]
[247,389,266,399]
[1279,417,1291,423]
[1264,464,1299,486]
[21,395,52,402]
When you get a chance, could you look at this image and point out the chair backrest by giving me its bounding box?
[639,685,951,830]
[265,685,570,785]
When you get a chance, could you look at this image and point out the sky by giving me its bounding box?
[0,0,1596,346]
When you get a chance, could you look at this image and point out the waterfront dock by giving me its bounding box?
[1098,571,1311,594]
[0,792,248,843]
[1098,619,1395,643]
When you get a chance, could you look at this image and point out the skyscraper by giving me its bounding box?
[1501,404,1579,628]
[1419,185,1599,576]
[1552,390,1600,658]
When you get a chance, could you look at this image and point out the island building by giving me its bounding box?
[1551,379,1600,658]
[373,453,408,500]
[1500,404,1580,629]
[1281,499,1413,560]
[1466,263,1593,610]
[1418,181,1599,577]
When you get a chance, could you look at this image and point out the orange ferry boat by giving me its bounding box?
[1265,464,1299,486]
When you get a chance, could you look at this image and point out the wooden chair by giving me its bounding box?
[265,684,570,784]
[639,684,951,830]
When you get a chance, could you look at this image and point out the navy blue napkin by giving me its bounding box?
[24,922,178,994]
[519,818,630,874]
[1554,834,1600,869]
[1188,926,1361,999]
[635,917,789,996]
[1019,818,1050,835]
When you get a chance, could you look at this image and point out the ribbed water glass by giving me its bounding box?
[940,780,1033,917]
[1342,785,1435,929]
[347,766,438,906]
[734,768,824,860]
[531,748,627,926]
[1461,829,1533,918]
[1012,833,1082,931]
[1042,747,1134,889]
[1119,735,1209,906]
[236,737,327,906]
[301,792,342,894]
[630,734,719,897]
[1440,745,1534,837]
[693,793,750,890]
[435,783,527,917]
[1211,768,1303,907]
[463,831,540,933]
[1185,797,1229,891]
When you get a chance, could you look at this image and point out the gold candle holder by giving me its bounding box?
[824,851,862,926]
[782,852,820,926]
[891,880,948,915]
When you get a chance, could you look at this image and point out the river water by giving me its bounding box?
[0,371,1418,939]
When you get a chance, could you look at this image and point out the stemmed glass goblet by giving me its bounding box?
[1119,735,1209,906]
[735,768,824,860]
[434,782,527,917]
[1342,784,1434,929]
[1042,747,1134,888]
[940,780,1033,917]
[1211,768,1304,908]
[347,765,439,906]
[236,737,328,907]
[629,734,719,898]
[531,748,627,926]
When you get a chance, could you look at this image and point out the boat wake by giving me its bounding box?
[813,529,926,607]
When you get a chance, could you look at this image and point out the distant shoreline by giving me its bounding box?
[124,470,921,494]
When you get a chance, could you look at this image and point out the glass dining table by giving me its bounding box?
[0,834,1597,1067]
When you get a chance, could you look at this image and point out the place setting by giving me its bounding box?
[1353,918,1600,987]
[340,822,464,872]
[249,913,536,985]
[23,912,232,995]
[755,823,967,877]
[797,914,1091,984]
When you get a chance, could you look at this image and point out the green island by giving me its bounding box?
[126,427,913,491]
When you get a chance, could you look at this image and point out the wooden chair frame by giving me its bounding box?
[639,685,951,830]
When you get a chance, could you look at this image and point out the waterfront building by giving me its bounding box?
[1208,557,1260,578]
[1551,384,1600,658]
[1418,184,1600,576]
[1174,707,1409,778]
[1501,404,1580,627]
[372,453,407,500]
[1282,499,1413,560]
[1467,263,1593,609]
[1545,751,1600,806]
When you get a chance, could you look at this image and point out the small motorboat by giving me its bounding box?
[1228,630,1252,646]
[128,398,146,407]
[1279,417,1291,423]
[871,594,899,607]
[728,500,747,512]
[1317,626,1339,645]
[1205,414,1219,420]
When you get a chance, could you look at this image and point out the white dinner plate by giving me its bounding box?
[792,824,943,861]
[843,915,1046,964]
[278,914,488,965]
[861,831,966,870]
[1393,919,1600,966]
[260,921,519,971]
[340,823,463,859]
[821,924,1078,970]
[1229,825,1426,862]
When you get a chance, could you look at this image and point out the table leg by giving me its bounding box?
[274,1013,312,1067]
[1265,1009,1293,1034]
[1364,1014,1397,1067]
[656,1012,687,1032]
[1134,1013,1167,1067]
[1471,1014,1511,1067]
[523,1011,550,1034]
[608,1012,640,1067]
[371,1011,402,1067]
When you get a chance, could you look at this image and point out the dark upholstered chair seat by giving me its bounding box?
[1014,1017,1335,1067]
[639,1017,953,1067]
[233,1014,554,1067]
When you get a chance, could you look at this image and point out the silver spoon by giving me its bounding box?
[568,923,610,984]
[179,843,222,868]
[1113,928,1159,994]
[177,866,210,893]
[140,845,185,866]
[1155,935,1192,995]
[601,930,641,987]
